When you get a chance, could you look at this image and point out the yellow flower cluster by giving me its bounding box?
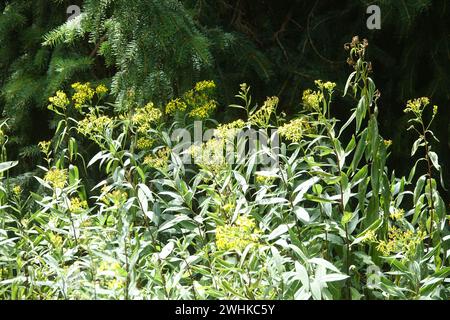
[188,100,217,119]
[38,141,51,155]
[195,80,216,92]
[383,140,393,147]
[44,168,68,189]
[71,82,95,110]
[404,97,430,114]
[95,84,108,95]
[69,197,88,213]
[98,261,122,273]
[12,185,22,196]
[101,188,128,206]
[376,227,426,257]
[362,230,377,243]
[315,80,337,92]
[222,202,236,217]
[433,105,438,115]
[390,208,405,221]
[77,112,113,138]
[302,89,323,111]
[165,98,187,115]
[278,117,313,143]
[183,80,217,119]
[143,147,171,170]
[189,138,227,174]
[216,215,261,251]
[49,233,63,247]
[132,102,162,134]
[215,119,246,141]
[249,96,278,128]
[48,90,70,110]
[255,174,274,185]
[98,261,126,290]
[136,137,154,150]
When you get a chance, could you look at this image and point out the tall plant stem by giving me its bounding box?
[421,122,436,246]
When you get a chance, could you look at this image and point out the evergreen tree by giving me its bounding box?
[0,0,89,175]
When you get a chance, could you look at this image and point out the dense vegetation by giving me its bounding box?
[0,1,448,300]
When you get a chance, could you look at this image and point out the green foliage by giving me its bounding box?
[0,39,448,300]
[0,0,91,178]
[2,0,449,195]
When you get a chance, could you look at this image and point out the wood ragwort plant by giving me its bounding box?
[0,37,448,300]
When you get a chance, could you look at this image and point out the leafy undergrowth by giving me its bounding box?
[0,37,448,300]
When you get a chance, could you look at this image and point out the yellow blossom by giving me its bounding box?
[132,102,162,134]
[143,147,171,170]
[240,83,248,91]
[189,138,227,174]
[215,215,261,251]
[97,261,126,290]
[362,230,377,243]
[376,226,426,257]
[404,97,430,114]
[433,105,438,115]
[71,82,95,110]
[278,117,313,143]
[77,112,113,138]
[69,197,88,213]
[302,89,323,111]
[255,174,274,185]
[48,90,70,110]
[44,168,68,189]
[95,84,108,95]
[165,98,187,115]
[180,81,218,119]
[38,141,51,155]
[49,233,63,247]
[101,189,128,206]
[390,208,405,221]
[188,100,217,119]
[223,203,235,216]
[215,119,246,141]
[249,96,278,128]
[12,185,22,196]
[315,80,337,92]
[136,137,154,150]
[195,80,216,92]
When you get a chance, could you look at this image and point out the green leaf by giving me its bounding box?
[411,138,423,156]
[320,273,349,283]
[308,258,341,273]
[356,95,367,133]
[350,129,367,171]
[294,207,310,222]
[159,242,175,260]
[428,151,441,171]
[268,224,289,241]
[367,117,379,158]
[158,214,193,232]
[414,175,427,205]
[341,211,354,226]
[343,71,356,97]
[293,176,320,206]
[0,161,18,173]
[294,261,310,291]
[68,164,79,185]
